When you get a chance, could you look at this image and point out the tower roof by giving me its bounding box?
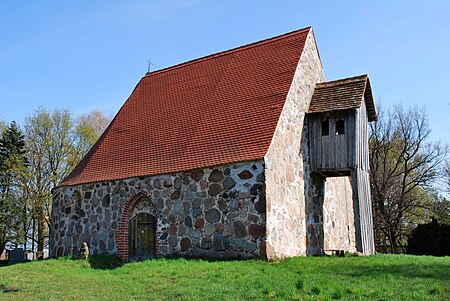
[308,74,377,121]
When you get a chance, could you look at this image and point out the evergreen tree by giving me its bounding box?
[0,121,28,256]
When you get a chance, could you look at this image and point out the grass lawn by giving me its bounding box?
[0,254,448,300]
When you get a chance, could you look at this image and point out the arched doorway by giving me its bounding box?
[129,213,156,261]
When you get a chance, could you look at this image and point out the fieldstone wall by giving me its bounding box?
[322,177,356,253]
[305,176,356,255]
[264,29,356,259]
[50,160,266,261]
[305,173,325,255]
[264,28,326,259]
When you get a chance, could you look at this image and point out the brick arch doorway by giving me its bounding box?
[117,192,158,262]
[129,213,156,261]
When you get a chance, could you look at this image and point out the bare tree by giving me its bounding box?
[369,104,448,253]
[445,161,450,194]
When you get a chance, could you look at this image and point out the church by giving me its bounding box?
[50,27,376,262]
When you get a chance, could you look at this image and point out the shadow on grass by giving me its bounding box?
[87,254,123,270]
[69,253,259,270]
[0,284,19,294]
[344,263,449,281]
[65,254,123,270]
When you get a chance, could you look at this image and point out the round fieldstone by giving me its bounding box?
[230,199,240,209]
[204,197,214,208]
[168,236,178,247]
[192,208,203,217]
[75,223,83,234]
[194,218,205,229]
[91,196,100,207]
[180,237,191,252]
[171,190,180,200]
[163,178,173,187]
[159,245,168,254]
[178,224,186,235]
[223,177,236,190]
[205,208,221,223]
[248,224,265,238]
[84,191,92,199]
[108,238,114,251]
[208,183,222,196]
[157,198,164,209]
[183,202,190,213]
[185,216,193,228]
[205,224,215,236]
[201,237,212,249]
[174,177,182,189]
[238,170,253,179]
[224,168,231,176]
[213,233,228,251]
[215,223,223,233]
[191,170,204,181]
[173,202,183,214]
[232,220,247,237]
[99,240,106,251]
[193,198,202,209]
[102,195,110,207]
[248,213,259,223]
[168,224,177,235]
[209,169,224,182]
[218,198,228,212]
[153,179,161,188]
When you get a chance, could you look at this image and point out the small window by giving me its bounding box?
[336,119,345,135]
[321,118,329,136]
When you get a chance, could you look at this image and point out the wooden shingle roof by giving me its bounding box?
[308,74,377,121]
[59,27,311,187]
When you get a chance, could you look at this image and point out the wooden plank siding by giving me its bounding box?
[307,98,375,255]
[308,110,355,173]
[351,98,375,254]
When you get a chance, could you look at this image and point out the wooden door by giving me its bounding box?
[129,213,156,261]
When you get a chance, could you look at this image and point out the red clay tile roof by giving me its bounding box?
[59,27,311,187]
[308,74,377,121]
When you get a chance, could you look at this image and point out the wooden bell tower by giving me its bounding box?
[307,75,377,255]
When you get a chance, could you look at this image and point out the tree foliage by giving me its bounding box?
[369,105,448,253]
[0,109,110,255]
[0,121,28,255]
[22,108,110,253]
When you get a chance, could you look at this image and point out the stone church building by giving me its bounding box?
[50,27,377,262]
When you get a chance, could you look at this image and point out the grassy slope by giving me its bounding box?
[0,255,449,301]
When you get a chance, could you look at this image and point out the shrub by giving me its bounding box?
[406,219,450,256]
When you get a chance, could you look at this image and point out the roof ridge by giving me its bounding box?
[144,26,311,79]
[316,74,368,88]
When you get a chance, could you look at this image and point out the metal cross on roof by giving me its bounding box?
[147,59,153,74]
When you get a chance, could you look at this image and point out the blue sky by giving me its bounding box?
[0,0,449,143]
